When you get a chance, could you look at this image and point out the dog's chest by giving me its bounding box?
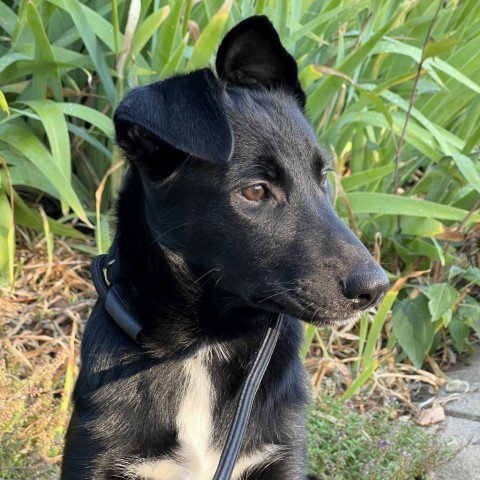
[131,347,278,480]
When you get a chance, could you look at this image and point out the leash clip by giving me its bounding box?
[102,258,115,287]
[91,255,143,342]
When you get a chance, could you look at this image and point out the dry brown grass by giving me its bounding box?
[1,235,95,478]
[305,326,449,412]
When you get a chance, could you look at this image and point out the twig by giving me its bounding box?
[393,0,445,232]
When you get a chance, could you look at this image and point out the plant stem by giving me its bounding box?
[393,0,445,232]
[182,0,193,38]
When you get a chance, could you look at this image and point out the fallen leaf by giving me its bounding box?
[414,403,445,426]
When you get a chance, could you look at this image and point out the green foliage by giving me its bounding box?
[307,397,450,480]
[393,295,435,369]
[0,0,479,372]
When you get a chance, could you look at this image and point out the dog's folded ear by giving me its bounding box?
[216,15,305,108]
[114,68,233,179]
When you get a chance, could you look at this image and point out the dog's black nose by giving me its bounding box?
[344,266,389,310]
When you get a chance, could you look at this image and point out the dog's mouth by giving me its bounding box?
[250,292,362,327]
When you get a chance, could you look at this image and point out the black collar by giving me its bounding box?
[91,254,143,341]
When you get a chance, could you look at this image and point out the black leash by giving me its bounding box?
[91,254,283,480]
[212,313,283,480]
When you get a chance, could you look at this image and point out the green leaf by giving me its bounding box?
[160,34,189,78]
[341,164,395,191]
[424,39,462,60]
[307,20,395,120]
[439,310,452,327]
[254,0,266,14]
[0,59,75,86]
[12,190,86,239]
[0,2,17,36]
[7,153,60,198]
[187,0,232,70]
[0,124,88,224]
[285,1,369,46]
[0,53,32,73]
[361,289,399,370]
[0,187,15,283]
[66,123,112,159]
[392,295,434,369]
[300,324,317,360]
[21,100,71,179]
[79,3,121,52]
[26,2,63,100]
[449,266,480,286]
[0,90,9,115]
[345,193,480,223]
[96,211,112,254]
[274,0,288,39]
[46,0,116,105]
[58,103,113,136]
[464,267,480,286]
[376,39,480,95]
[448,265,465,282]
[341,361,379,401]
[380,90,452,153]
[152,0,184,70]
[458,297,480,338]
[463,121,480,155]
[425,283,459,323]
[398,216,448,238]
[448,317,469,354]
[133,6,170,57]
[330,110,442,163]
[450,153,480,195]
[360,89,393,127]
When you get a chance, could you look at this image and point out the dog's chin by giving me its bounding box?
[249,296,362,327]
[322,313,362,328]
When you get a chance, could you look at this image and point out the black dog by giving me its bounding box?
[62,16,388,480]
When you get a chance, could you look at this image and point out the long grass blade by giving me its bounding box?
[345,192,480,223]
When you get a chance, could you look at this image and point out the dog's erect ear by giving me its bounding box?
[216,16,305,107]
[114,69,233,179]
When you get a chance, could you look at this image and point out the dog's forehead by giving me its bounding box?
[223,88,320,165]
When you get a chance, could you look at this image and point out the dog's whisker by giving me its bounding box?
[265,279,297,287]
[297,302,315,318]
[262,283,298,293]
[310,305,323,324]
[257,288,296,304]
[199,272,223,288]
[195,268,220,284]
[150,222,192,245]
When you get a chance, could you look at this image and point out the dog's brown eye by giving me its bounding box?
[241,184,267,202]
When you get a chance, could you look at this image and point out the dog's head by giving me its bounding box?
[114,16,388,326]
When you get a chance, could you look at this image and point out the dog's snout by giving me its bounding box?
[344,265,389,311]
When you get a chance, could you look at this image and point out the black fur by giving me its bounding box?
[62,15,388,480]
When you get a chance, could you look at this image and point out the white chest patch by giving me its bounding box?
[128,346,281,480]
